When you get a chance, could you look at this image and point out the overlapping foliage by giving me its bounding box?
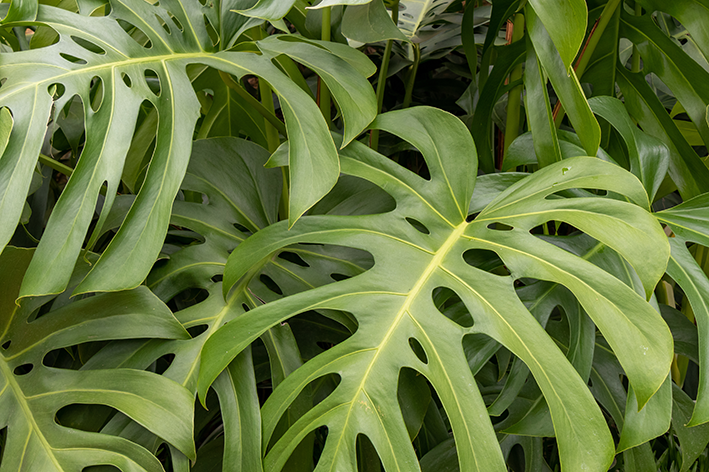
[1,0,709,470]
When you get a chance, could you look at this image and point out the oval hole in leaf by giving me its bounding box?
[1,340,9,350]
[330,273,350,282]
[406,217,430,235]
[203,14,219,47]
[116,19,152,48]
[463,249,509,275]
[397,367,431,440]
[59,53,87,65]
[278,251,310,267]
[507,443,526,472]
[70,36,106,55]
[149,353,175,375]
[121,73,132,88]
[433,288,474,328]
[408,337,428,364]
[154,14,170,34]
[56,404,118,432]
[187,324,209,338]
[466,212,479,222]
[211,274,223,283]
[48,83,66,100]
[166,229,204,246]
[144,69,161,96]
[90,76,103,112]
[82,465,121,472]
[167,288,209,311]
[355,434,383,470]
[13,363,33,376]
[43,341,108,369]
[487,222,513,231]
[0,77,7,89]
[259,274,283,295]
[168,12,184,32]
[233,222,252,235]
[242,303,250,311]
[545,188,608,200]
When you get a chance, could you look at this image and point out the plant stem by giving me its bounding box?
[553,0,621,128]
[319,7,332,126]
[402,43,420,109]
[39,153,73,176]
[503,13,525,160]
[39,154,110,195]
[218,71,287,137]
[370,0,400,152]
[13,27,29,50]
[251,26,281,154]
[259,78,280,153]
[631,1,642,72]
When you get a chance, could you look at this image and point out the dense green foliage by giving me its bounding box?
[1,0,709,470]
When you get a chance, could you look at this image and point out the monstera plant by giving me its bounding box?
[1,0,709,470]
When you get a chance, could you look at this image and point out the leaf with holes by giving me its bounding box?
[83,137,385,467]
[198,106,671,472]
[0,246,194,471]
[0,1,375,299]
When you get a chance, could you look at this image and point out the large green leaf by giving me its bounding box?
[198,107,671,472]
[0,1,375,297]
[0,246,194,471]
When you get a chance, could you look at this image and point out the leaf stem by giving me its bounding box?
[503,13,525,160]
[13,27,29,50]
[402,43,420,109]
[319,7,332,126]
[251,27,281,153]
[218,71,287,137]
[39,154,110,195]
[370,0,400,152]
[39,153,73,176]
[259,78,280,153]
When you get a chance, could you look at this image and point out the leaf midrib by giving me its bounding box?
[327,221,468,470]
[0,52,252,103]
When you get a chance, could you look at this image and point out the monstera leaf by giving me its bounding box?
[198,106,672,471]
[82,137,385,468]
[0,0,375,298]
[0,246,195,471]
